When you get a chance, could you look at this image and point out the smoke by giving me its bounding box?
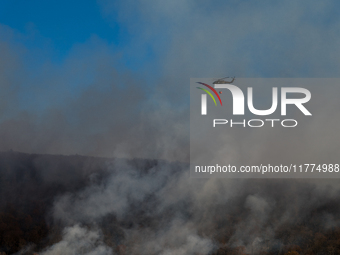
[1,152,340,254]
[2,1,340,254]
[36,159,340,254]
[2,0,340,161]
[48,159,217,255]
[41,225,114,255]
[0,25,188,161]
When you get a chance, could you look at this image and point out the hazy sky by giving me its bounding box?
[0,0,340,159]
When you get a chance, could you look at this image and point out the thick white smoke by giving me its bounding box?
[41,225,114,255]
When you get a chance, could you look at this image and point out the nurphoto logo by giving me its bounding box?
[196,78,312,128]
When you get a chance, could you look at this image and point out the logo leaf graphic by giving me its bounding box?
[197,82,222,106]
[197,87,217,106]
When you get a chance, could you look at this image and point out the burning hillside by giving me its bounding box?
[0,151,339,254]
